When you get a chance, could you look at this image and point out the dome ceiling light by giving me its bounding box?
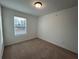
[34,2,42,8]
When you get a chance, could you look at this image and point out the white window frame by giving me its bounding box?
[14,16,27,36]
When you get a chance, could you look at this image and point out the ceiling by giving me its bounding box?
[0,0,78,16]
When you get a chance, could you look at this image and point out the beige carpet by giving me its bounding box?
[3,38,77,59]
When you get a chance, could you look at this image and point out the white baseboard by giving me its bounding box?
[5,37,37,46]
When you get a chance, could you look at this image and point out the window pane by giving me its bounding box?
[14,16,27,36]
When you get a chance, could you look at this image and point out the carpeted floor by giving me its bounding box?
[3,38,77,59]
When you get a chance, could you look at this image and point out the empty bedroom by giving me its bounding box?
[0,0,78,59]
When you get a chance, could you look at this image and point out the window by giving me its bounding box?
[14,16,27,36]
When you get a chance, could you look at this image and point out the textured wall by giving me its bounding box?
[38,6,78,53]
[2,7,38,46]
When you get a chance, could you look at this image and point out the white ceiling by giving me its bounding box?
[0,0,78,16]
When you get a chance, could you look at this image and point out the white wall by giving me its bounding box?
[2,6,78,53]
[0,5,3,59]
[38,6,78,53]
[2,7,38,46]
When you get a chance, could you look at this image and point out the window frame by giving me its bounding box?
[14,16,27,36]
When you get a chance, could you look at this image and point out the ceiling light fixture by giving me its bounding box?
[34,2,42,8]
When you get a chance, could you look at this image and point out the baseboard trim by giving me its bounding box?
[38,38,78,55]
[5,37,38,47]
[5,37,78,55]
